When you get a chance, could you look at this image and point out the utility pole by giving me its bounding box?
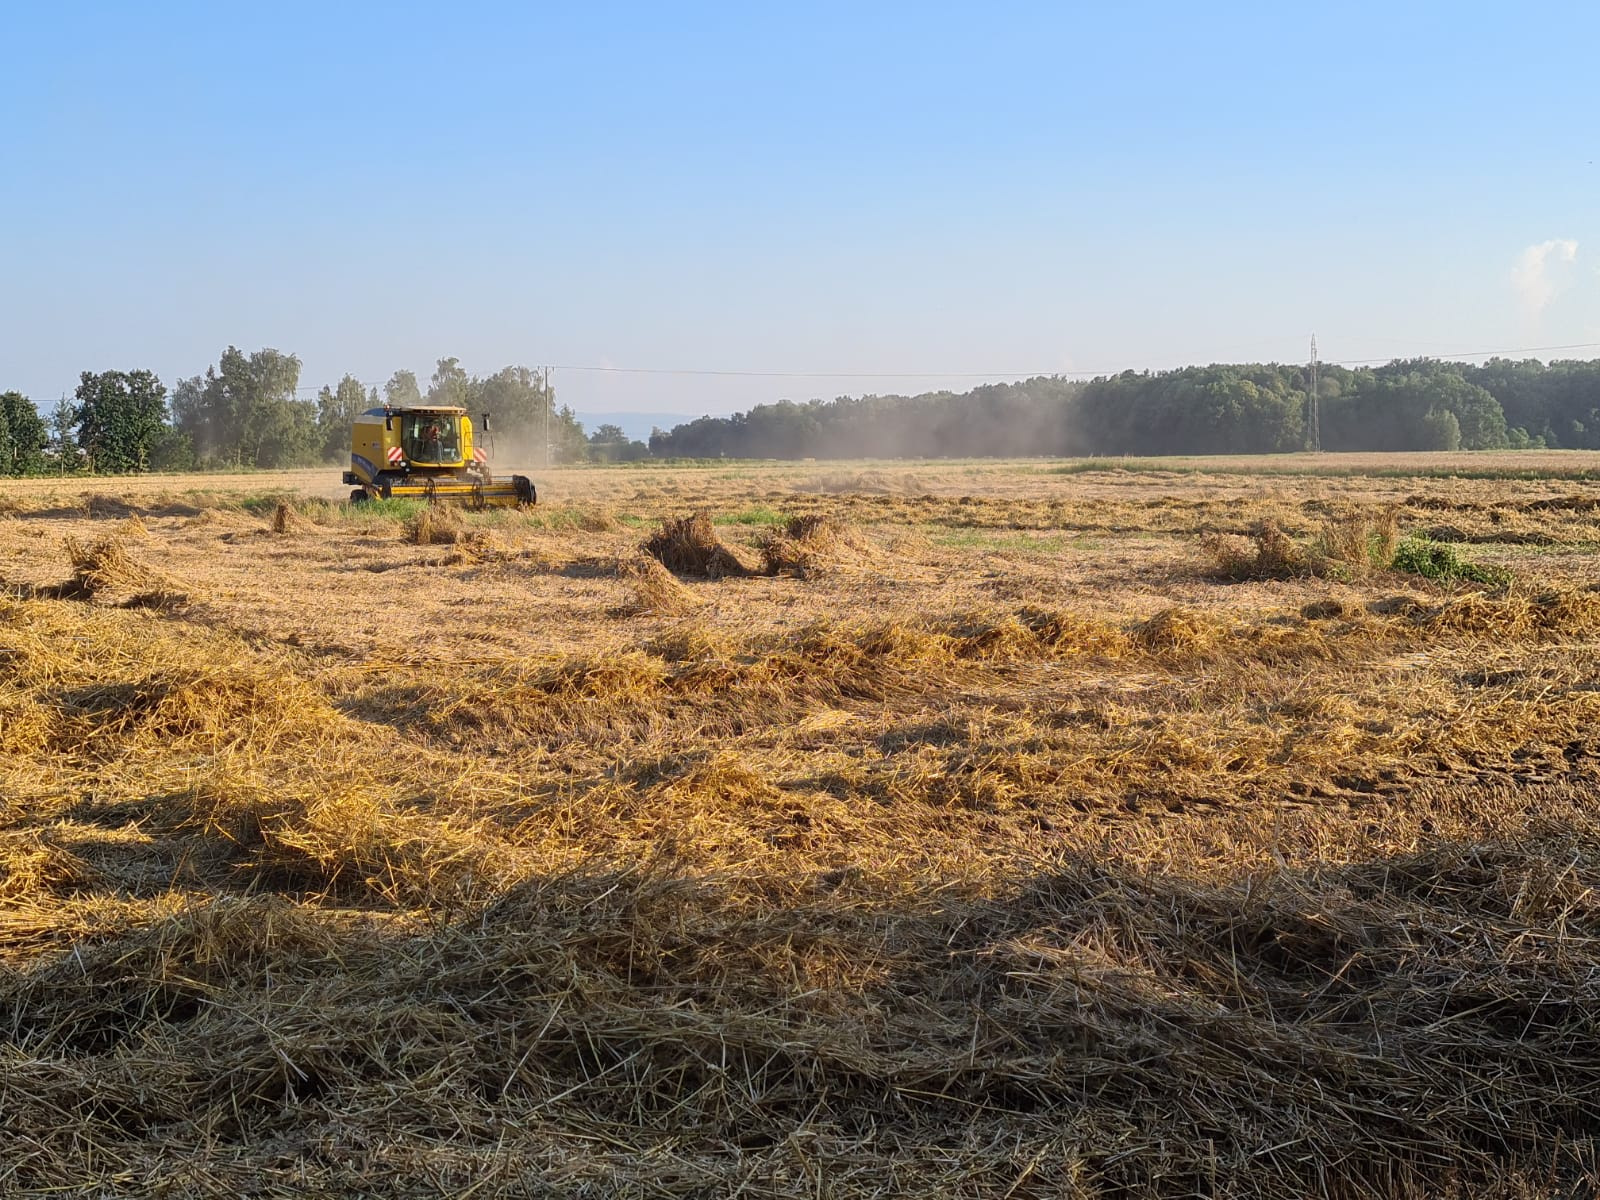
[541,366,552,467]
[1308,334,1321,453]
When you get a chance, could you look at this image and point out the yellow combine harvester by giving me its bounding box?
[342,405,536,508]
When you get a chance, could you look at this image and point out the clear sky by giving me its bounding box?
[2,1,1596,418]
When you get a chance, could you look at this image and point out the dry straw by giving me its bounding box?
[758,514,873,576]
[1203,508,1399,581]
[642,511,748,578]
[405,505,469,545]
[6,470,1600,1197]
[57,535,190,607]
[615,555,701,615]
[269,498,314,535]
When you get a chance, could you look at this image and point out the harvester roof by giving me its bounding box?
[359,405,467,418]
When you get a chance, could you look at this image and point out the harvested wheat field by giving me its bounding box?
[7,454,1600,1197]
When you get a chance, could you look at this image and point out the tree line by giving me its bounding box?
[7,353,1600,476]
[647,357,1600,459]
[8,349,624,474]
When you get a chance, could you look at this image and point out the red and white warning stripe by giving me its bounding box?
[387,446,404,464]
[472,447,488,463]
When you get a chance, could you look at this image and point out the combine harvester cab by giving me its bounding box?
[343,405,536,508]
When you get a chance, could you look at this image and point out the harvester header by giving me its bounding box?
[343,405,536,508]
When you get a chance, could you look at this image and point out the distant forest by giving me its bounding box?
[649,358,1600,459]
[6,354,1600,476]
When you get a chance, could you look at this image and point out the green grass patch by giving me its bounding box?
[1390,536,1511,585]
[238,493,427,523]
[721,505,790,526]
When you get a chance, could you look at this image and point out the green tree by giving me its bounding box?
[317,375,375,461]
[248,395,318,467]
[170,375,207,455]
[1467,358,1600,449]
[0,393,49,475]
[181,347,314,467]
[48,397,81,473]
[450,364,577,463]
[74,370,168,473]
[383,370,422,408]
[150,426,197,471]
[551,404,589,462]
[1419,408,1462,451]
[588,424,650,462]
[426,358,471,408]
[1324,366,1507,452]
[6,392,49,473]
[474,366,543,433]
[237,349,311,467]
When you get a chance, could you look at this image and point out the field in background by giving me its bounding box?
[5,456,1600,1196]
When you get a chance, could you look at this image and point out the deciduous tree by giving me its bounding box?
[177,347,315,467]
[383,370,422,408]
[74,370,168,473]
[317,375,376,461]
[0,392,48,475]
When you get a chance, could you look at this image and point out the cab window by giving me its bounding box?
[403,415,460,464]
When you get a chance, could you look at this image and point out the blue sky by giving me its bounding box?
[2,2,1596,418]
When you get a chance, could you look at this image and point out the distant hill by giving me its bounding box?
[572,411,710,444]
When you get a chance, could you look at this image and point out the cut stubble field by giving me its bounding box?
[5,454,1600,1197]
